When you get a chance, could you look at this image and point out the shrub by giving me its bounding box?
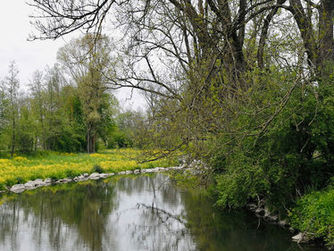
[65,169,79,178]
[289,185,334,248]
[91,164,104,173]
[211,79,334,213]
[215,152,270,208]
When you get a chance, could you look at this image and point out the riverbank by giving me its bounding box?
[0,149,178,192]
[172,169,333,250]
[6,165,185,194]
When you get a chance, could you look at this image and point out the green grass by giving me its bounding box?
[0,149,178,190]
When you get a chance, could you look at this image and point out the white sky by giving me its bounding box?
[0,1,69,84]
[0,1,145,111]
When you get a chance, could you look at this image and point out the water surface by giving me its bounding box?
[0,173,323,251]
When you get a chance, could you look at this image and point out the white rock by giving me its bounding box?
[292,232,309,243]
[10,184,26,193]
[99,173,109,178]
[24,182,37,190]
[56,178,72,184]
[24,179,46,190]
[89,173,101,180]
[278,220,289,227]
[44,178,52,184]
[78,176,87,181]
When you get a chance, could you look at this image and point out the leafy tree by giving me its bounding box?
[29,70,47,149]
[3,62,20,157]
[16,98,36,153]
[57,34,116,153]
[0,81,7,135]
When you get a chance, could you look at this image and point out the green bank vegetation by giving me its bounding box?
[0,149,177,191]
[290,181,334,246]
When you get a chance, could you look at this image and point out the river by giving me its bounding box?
[0,173,323,251]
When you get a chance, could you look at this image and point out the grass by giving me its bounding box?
[0,149,178,190]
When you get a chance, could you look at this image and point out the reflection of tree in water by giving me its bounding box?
[112,174,197,251]
[0,181,117,251]
[180,190,303,251]
[113,174,302,251]
[136,203,191,250]
[0,198,21,251]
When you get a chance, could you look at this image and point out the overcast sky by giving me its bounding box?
[0,1,144,111]
[0,1,69,84]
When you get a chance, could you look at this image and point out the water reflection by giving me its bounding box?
[0,181,117,251]
[0,174,324,251]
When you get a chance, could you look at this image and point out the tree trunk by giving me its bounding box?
[92,134,96,153]
[318,0,334,78]
[258,0,287,69]
[87,128,91,154]
[289,0,317,68]
[10,118,16,158]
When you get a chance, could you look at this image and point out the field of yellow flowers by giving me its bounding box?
[0,149,177,190]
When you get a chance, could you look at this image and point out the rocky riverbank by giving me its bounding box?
[246,202,322,246]
[2,165,185,194]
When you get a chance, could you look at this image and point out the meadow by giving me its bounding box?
[0,149,178,191]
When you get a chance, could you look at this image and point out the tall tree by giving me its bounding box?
[0,81,7,134]
[57,34,115,153]
[30,70,47,149]
[4,61,20,157]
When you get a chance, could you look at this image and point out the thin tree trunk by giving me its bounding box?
[10,118,16,158]
[87,128,91,154]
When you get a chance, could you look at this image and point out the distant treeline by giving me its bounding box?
[0,36,148,155]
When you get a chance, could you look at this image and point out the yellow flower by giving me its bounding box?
[13,156,28,162]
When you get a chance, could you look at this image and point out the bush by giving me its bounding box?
[289,185,334,248]
[65,169,79,178]
[108,130,133,149]
[210,74,334,214]
[91,164,104,173]
[215,152,269,208]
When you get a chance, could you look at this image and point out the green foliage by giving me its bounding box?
[16,104,36,153]
[289,184,334,248]
[110,110,147,149]
[210,71,334,213]
[91,164,104,174]
[108,129,133,148]
[0,37,121,155]
[65,169,80,178]
[215,153,269,208]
